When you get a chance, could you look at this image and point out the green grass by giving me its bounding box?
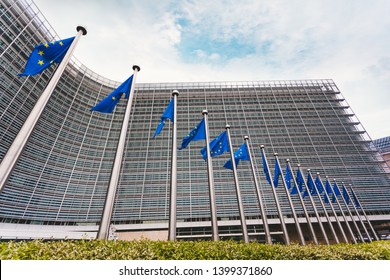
[1,239,389,260]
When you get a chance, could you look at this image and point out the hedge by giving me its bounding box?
[1,240,390,260]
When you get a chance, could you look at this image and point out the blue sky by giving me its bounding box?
[35,0,390,139]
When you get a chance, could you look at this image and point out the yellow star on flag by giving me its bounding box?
[38,50,44,56]
[38,60,44,65]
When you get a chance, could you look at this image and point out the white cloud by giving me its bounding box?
[34,0,390,139]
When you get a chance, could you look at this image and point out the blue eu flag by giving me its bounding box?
[18,36,75,76]
[296,169,306,197]
[179,118,206,150]
[90,75,133,113]
[342,184,350,204]
[295,169,304,192]
[261,150,272,185]
[324,179,333,203]
[200,131,229,160]
[273,159,283,187]
[285,164,293,190]
[332,182,341,203]
[306,173,317,195]
[351,189,361,208]
[153,98,174,138]
[223,142,249,170]
[315,176,324,194]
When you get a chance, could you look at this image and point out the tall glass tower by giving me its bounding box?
[1,0,389,242]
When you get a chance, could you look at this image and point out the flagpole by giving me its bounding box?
[202,110,219,241]
[287,160,318,245]
[275,154,305,245]
[349,185,379,241]
[0,26,87,194]
[347,188,371,242]
[308,170,339,244]
[317,173,349,243]
[345,184,372,242]
[260,146,290,245]
[226,125,249,243]
[327,177,357,244]
[168,90,179,241]
[244,136,271,244]
[97,65,140,240]
[298,165,329,245]
[334,180,364,242]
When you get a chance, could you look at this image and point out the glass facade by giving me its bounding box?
[1,0,390,240]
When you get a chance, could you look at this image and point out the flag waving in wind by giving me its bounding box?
[273,159,283,187]
[324,178,333,203]
[179,118,206,150]
[332,182,341,203]
[342,184,350,204]
[153,98,174,138]
[261,150,272,185]
[315,176,324,194]
[285,164,293,190]
[90,75,133,113]
[351,189,361,208]
[19,36,75,76]
[294,168,304,196]
[223,142,249,170]
[200,131,229,160]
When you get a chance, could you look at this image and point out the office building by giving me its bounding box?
[1,0,390,242]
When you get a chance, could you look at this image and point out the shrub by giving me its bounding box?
[1,240,389,260]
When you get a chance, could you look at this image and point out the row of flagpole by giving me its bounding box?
[153,91,379,244]
[0,25,379,244]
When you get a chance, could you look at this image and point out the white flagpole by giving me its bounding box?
[334,180,364,242]
[345,184,372,242]
[260,145,290,245]
[202,110,219,241]
[286,160,318,245]
[317,173,349,243]
[298,165,329,245]
[97,65,140,240]
[349,185,379,241]
[244,136,271,244]
[275,154,305,245]
[307,169,339,244]
[326,177,357,244]
[168,90,179,241]
[0,26,87,194]
[226,125,249,243]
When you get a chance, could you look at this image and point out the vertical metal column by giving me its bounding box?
[203,110,219,241]
[260,145,290,245]
[275,154,305,245]
[334,180,364,242]
[341,182,372,242]
[298,165,329,245]
[327,177,357,244]
[244,136,271,244]
[286,160,318,245]
[308,170,339,244]
[226,125,249,243]
[97,65,140,240]
[0,26,87,194]
[317,173,349,243]
[168,90,179,241]
[349,185,379,241]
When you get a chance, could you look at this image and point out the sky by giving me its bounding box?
[34,0,390,140]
